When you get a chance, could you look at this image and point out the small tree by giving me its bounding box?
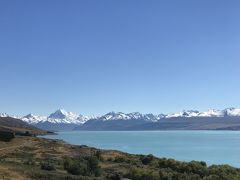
[141,154,154,165]
[24,131,31,136]
[0,131,15,142]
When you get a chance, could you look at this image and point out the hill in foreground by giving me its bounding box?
[0,136,239,180]
[0,117,47,135]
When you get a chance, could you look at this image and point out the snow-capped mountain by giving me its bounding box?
[48,109,78,120]
[19,109,95,131]
[47,109,92,124]
[101,112,132,121]
[0,113,20,119]
[99,112,161,122]
[166,110,200,118]
[21,109,92,125]
[78,108,240,131]
[22,114,47,124]
[2,107,240,131]
[3,107,240,125]
[99,108,240,122]
[198,109,224,117]
[164,108,240,118]
[0,113,9,117]
[224,108,240,117]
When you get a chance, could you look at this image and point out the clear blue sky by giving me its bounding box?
[0,0,240,116]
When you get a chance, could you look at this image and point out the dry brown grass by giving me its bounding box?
[0,165,31,180]
[0,136,237,180]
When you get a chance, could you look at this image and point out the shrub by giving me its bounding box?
[140,154,154,165]
[87,156,100,174]
[107,157,114,161]
[107,173,122,180]
[114,156,127,163]
[41,162,55,171]
[0,131,15,142]
[24,131,31,136]
[128,167,160,180]
[114,155,137,164]
[24,158,36,166]
[63,156,101,177]
[64,157,87,175]
[95,150,103,161]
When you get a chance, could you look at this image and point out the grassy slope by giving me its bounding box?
[0,136,240,180]
[0,117,47,135]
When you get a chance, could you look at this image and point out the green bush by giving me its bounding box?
[0,131,15,142]
[63,156,101,177]
[64,157,88,175]
[158,158,208,176]
[114,156,128,163]
[95,150,103,161]
[140,154,154,165]
[24,131,31,136]
[128,167,160,180]
[41,161,56,171]
[107,173,122,180]
[86,156,101,176]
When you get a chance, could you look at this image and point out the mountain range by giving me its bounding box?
[1,108,240,131]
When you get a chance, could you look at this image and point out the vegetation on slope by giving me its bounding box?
[0,117,47,136]
[0,136,239,180]
[0,131,15,142]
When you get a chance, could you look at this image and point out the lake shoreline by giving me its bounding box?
[40,130,240,168]
[1,134,240,179]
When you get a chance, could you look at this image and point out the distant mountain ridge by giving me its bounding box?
[20,109,92,125]
[1,107,240,131]
[20,109,94,131]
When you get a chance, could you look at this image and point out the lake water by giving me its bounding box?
[42,131,240,167]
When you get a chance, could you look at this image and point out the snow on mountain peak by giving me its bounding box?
[101,112,161,122]
[128,112,144,119]
[48,109,76,119]
[21,114,47,124]
[0,113,9,117]
[46,109,91,124]
[224,108,240,116]
[198,109,224,117]
[157,114,166,119]
[20,109,92,125]
[185,110,199,117]
[165,110,198,118]
[9,107,240,126]
[102,112,131,121]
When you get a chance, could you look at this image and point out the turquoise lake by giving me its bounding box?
[42,131,240,167]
